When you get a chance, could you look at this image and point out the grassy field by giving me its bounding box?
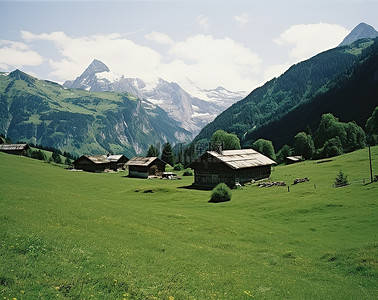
[0,147,377,299]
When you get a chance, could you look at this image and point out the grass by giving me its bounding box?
[0,147,377,299]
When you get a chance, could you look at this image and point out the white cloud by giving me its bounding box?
[234,13,250,28]
[163,34,262,91]
[274,22,349,62]
[0,39,44,69]
[13,30,262,93]
[197,15,210,30]
[145,31,174,45]
[21,31,162,81]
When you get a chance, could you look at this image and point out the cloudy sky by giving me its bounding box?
[0,0,377,95]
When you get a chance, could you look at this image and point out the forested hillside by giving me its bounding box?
[0,70,191,157]
[245,38,378,149]
[192,38,378,148]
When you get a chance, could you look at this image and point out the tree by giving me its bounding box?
[314,113,346,149]
[321,137,343,158]
[335,170,348,187]
[366,106,378,146]
[147,144,159,157]
[276,144,292,164]
[210,130,241,150]
[252,138,275,159]
[161,142,174,166]
[294,132,314,159]
[52,150,62,164]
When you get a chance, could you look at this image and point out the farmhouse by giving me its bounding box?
[126,157,166,178]
[190,149,276,188]
[0,143,30,156]
[73,154,128,172]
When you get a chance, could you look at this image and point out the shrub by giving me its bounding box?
[182,170,193,176]
[209,183,232,203]
[173,163,184,171]
[335,170,348,187]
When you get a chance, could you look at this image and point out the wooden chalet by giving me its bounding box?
[190,149,276,188]
[73,154,128,172]
[0,143,30,156]
[126,157,166,178]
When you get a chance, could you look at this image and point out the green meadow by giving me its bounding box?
[0,148,377,299]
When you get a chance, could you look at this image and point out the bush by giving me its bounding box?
[209,183,232,203]
[182,170,193,176]
[335,170,348,187]
[173,163,184,171]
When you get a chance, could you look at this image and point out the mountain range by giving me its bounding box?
[63,61,246,134]
[1,22,377,158]
[193,36,378,150]
[0,70,192,157]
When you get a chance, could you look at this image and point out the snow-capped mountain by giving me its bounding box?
[63,59,246,134]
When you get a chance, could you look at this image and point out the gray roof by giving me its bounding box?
[208,149,276,169]
[126,157,162,167]
[0,144,29,151]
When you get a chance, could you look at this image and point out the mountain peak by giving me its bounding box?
[83,59,110,76]
[339,22,378,46]
[9,69,36,84]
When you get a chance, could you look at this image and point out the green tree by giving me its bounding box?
[321,137,343,158]
[314,113,346,149]
[161,142,174,166]
[52,150,62,164]
[294,132,314,159]
[276,144,292,164]
[252,138,275,159]
[210,130,241,150]
[147,144,159,157]
[366,106,378,145]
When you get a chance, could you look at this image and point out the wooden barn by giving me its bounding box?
[73,154,128,172]
[190,149,276,188]
[0,144,30,156]
[126,157,166,178]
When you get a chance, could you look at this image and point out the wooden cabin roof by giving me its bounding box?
[0,144,30,151]
[205,149,276,170]
[126,157,165,167]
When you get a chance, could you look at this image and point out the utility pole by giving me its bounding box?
[369,146,373,183]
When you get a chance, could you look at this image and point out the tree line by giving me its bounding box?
[178,107,378,166]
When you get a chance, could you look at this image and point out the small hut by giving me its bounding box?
[126,157,166,178]
[190,149,276,188]
[73,154,128,172]
[0,144,30,156]
[285,156,304,164]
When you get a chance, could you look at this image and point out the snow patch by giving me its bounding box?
[96,71,122,82]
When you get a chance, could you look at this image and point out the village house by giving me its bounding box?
[126,157,166,178]
[73,154,128,172]
[0,143,30,156]
[190,149,276,188]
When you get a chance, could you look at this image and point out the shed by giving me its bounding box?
[0,144,30,156]
[190,149,276,188]
[126,157,166,178]
[285,156,304,164]
[73,154,128,172]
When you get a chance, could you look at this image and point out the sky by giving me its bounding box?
[0,0,377,96]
